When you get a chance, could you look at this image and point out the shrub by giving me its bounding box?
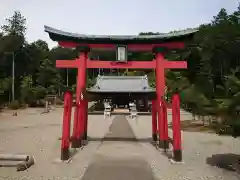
[8,100,21,110]
[34,86,46,99]
[231,117,240,138]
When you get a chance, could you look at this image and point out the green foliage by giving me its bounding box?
[147,71,156,88]
[0,77,11,94]
[87,78,96,88]
[70,84,76,93]
[37,58,62,94]
[34,85,47,99]
[20,76,36,105]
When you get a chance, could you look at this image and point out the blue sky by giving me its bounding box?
[0,0,239,48]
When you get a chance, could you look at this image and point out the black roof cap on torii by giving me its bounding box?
[44,25,198,44]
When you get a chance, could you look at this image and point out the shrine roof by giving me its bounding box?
[44,25,198,44]
[87,75,155,93]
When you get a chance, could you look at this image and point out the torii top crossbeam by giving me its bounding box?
[44,26,197,70]
[45,26,197,51]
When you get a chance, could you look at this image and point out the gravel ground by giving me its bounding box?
[0,108,113,179]
[128,115,240,180]
[0,108,239,180]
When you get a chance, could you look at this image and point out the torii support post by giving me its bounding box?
[151,100,157,142]
[172,93,182,162]
[157,97,169,149]
[74,98,87,146]
[78,99,88,144]
[83,100,88,141]
[61,91,72,161]
[72,100,81,148]
[157,98,168,148]
[162,99,169,149]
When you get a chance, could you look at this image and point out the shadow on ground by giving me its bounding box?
[206,153,240,173]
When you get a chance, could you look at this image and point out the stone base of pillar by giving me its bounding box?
[60,147,69,161]
[158,140,169,149]
[173,149,182,162]
[71,137,82,148]
[152,133,157,141]
[83,131,88,140]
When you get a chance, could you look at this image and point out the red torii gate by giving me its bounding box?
[44,26,197,162]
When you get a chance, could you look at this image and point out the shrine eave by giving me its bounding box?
[87,89,156,93]
[44,25,198,45]
[86,91,156,101]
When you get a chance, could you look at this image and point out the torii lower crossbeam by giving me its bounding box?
[56,59,187,70]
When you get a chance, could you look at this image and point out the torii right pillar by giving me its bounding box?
[154,47,187,155]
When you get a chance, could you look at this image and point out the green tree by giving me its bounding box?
[37,58,63,94]
[1,11,26,36]
[20,75,34,104]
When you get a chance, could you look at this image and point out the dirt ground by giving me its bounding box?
[0,108,239,180]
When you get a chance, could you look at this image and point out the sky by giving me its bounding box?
[0,0,239,48]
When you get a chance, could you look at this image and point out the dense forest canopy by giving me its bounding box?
[0,7,240,135]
